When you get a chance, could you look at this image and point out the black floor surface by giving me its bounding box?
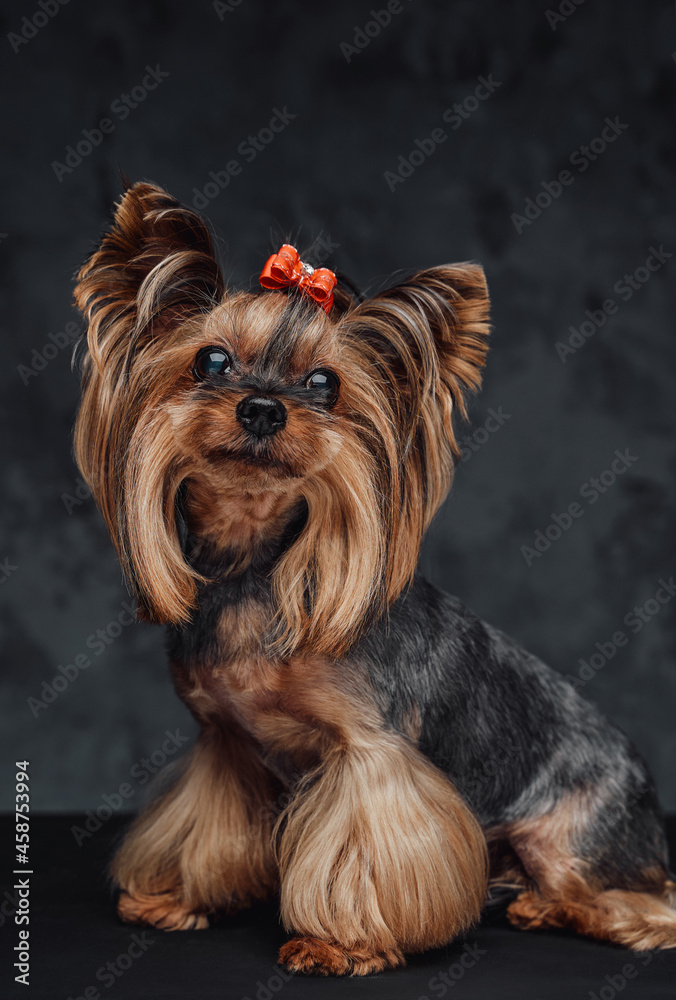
[1,815,675,999]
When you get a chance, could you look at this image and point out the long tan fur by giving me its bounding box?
[276,732,488,973]
[74,180,493,974]
[74,182,490,658]
[113,724,279,929]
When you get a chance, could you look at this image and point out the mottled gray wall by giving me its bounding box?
[1,0,675,811]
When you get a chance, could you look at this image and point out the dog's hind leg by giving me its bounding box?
[508,879,676,950]
[500,786,676,949]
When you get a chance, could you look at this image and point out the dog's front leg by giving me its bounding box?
[112,725,279,930]
[276,731,488,975]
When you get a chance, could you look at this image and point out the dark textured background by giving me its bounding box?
[1,0,675,813]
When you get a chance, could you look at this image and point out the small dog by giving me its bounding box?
[73,181,676,975]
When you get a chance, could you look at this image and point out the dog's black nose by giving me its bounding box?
[236,396,287,438]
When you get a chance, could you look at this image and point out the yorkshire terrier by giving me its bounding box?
[73,181,676,976]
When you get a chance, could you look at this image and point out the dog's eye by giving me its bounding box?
[193,346,231,380]
[305,369,339,405]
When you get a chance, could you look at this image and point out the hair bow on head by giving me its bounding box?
[259,244,337,314]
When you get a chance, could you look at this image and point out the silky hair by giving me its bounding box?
[74,182,490,658]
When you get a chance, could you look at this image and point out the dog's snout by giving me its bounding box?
[236,395,287,438]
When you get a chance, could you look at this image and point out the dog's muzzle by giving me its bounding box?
[236,395,287,438]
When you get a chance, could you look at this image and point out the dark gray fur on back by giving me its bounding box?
[356,575,669,885]
[169,539,670,890]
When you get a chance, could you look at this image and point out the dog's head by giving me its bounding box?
[74,181,490,656]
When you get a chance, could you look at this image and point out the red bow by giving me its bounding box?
[259,244,337,314]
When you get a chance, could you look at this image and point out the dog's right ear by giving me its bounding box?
[74,181,224,369]
[73,182,222,627]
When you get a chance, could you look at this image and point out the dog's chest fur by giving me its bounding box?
[169,580,371,781]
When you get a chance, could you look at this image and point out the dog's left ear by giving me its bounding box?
[338,264,490,605]
[343,263,490,450]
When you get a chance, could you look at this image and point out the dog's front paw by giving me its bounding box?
[278,936,404,976]
[117,889,209,931]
